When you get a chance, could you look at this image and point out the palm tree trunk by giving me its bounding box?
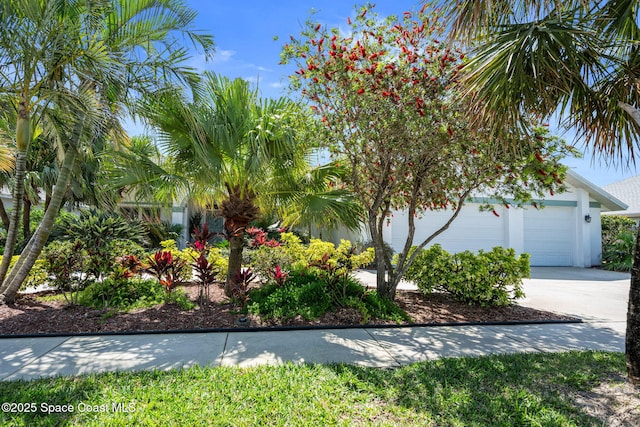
[22,197,31,242]
[0,200,10,230]
[225,232,244,297]
[616,102,640,384]
[0,148,78,303]
[0,102,30,287]
[626,226,640,385]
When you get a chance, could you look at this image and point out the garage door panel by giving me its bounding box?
[391,205,506,254]
[524,207,574,266]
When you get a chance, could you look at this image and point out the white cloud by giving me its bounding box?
[213,49,236,63]
[269,82,283,88]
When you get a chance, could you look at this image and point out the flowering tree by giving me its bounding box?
[281,3,574,299]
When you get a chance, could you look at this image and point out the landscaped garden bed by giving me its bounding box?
[0,281,576,336]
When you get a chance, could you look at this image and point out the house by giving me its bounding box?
[333,169,627,267]
[1,167,624,268]
[603,175,640,221]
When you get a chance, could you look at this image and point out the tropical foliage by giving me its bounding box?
[0,0,213,304]
[112,72,364,297]
[601,215,637,272]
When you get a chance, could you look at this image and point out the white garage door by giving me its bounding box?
[524,206,575,266]
[390,204,506,254]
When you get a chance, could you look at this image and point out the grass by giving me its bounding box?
[0,351,626,426]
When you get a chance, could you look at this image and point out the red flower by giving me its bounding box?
[357,88,365,94]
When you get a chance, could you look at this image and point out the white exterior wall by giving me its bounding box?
[380,181,605,267]
[164,172,617,267]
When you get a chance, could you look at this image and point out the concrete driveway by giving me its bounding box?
[521,267,630,334]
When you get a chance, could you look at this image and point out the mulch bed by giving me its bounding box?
[0,283,578,336]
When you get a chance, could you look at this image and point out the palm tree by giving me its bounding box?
[437,0,640,383]
[114,71,363,297]
[0,0,213,304]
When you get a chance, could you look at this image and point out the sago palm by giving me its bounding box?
[437,0,640,383]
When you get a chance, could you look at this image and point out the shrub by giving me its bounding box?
[248,267,409,323]
[601,215,637,272]
[360,291,412,323]
[145,250,187,294]
[246,244,296,280]
[602,215,637,247]
[0,255,48,292]
[42,240,90,305]
[247,270,332,320]
[53,210,149,280]
[21,259,48,291]
[404,245,530,307]
[358,240,394,269]
[80,277,194,311]
[80,277,165,310]
[247,235,375,283]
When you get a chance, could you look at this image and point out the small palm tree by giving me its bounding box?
[117,72,364,296]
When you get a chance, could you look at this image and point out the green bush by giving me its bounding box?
[42,240,90,305]
[248,270,332,320]
[248,267,409,323]
[246,245,297,280]
[601,215,637,272]
[404,245,530,307]
[360,291,412,323]
[53,210,149,280]
[80,277,165,310]
[80,277,194,311]
[0,255,48,291]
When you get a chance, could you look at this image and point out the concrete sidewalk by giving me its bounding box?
[0,322,624,382]
[0,267,629,382]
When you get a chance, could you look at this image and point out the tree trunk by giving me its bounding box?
[0,146,78,303]
[0,199,10,230]
[626,226,640,384]
[22,198,31,242]
[617,101,640,384]
[225,232,244,297]
[369,213,393,298]
[0,104,29,286]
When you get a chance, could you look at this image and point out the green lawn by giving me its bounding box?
[0,351,627,426]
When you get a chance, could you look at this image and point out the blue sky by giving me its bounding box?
[131,0,640,187]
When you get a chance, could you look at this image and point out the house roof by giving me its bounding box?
[566,170,628,212]
[602,174,640,216]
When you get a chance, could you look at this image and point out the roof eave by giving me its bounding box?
[565,169,629,212]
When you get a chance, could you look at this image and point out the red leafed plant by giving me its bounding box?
[191,223,216,253]
[232,268,256,307]
[269,265,289,286]
[145,250,187,294]
[191,252,219,306]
